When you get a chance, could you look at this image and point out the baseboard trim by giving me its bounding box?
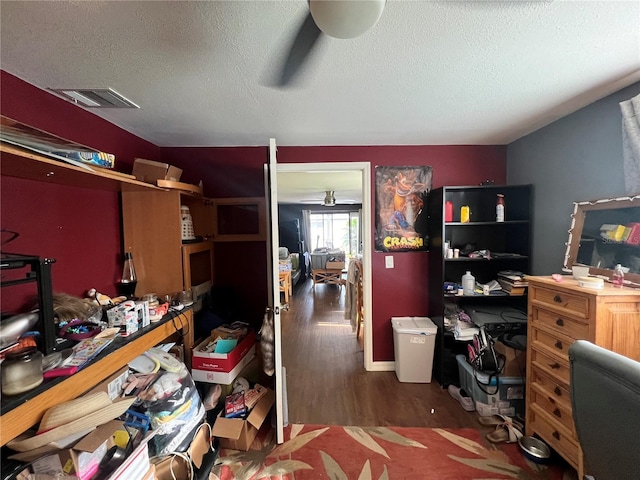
[368,361,395,372]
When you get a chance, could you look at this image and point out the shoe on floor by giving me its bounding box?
[448,385,475,412]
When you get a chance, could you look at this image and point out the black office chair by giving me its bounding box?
[569,340,640,480]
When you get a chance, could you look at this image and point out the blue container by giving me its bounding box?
[456,354,525,416]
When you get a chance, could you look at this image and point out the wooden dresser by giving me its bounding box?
[525,276,640,478]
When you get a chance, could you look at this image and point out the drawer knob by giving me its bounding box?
[556,318,564,327]
[552,431,561,440]
[554,386,562,396]
[555,340,563,350]
[553,408,562,418]
[548,396,556,404]
[550,362,561,370]
[553,295,563,303]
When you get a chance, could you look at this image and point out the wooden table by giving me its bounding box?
[0,309,193,446]
[279,270,292,303]
[311,269,345,287]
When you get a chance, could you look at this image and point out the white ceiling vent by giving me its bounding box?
[50,88,140,108]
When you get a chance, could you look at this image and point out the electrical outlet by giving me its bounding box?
[385,256,394,268]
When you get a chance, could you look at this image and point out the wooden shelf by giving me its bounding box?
[0,310,193,446]
[0,143,161,192]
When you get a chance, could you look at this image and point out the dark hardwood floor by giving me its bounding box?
[276,278,577,479]
[281,278,484,430]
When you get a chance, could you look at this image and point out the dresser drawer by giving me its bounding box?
[530,327,573,361]
[531,347,570,386]
[531,366,572,408]
[531,308,590,339]
[530,385,576,436]
[531,287,589,318]
[529,405,579,470]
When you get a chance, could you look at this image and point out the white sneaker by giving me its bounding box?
[448,385,475,412]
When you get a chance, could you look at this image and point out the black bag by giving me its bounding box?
[467,326,505,395]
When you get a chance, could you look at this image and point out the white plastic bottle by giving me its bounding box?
[612,264,624,288]
[462,271,475,296]
[496,194,505,222]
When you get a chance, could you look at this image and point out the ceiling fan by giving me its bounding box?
[275,0,386,87]
[295,190,360,206]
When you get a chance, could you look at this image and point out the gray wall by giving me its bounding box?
[507,81,640,276]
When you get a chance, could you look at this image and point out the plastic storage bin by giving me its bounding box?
[310,253,328,270]
[456,355,525,416]
[391,317,437,383]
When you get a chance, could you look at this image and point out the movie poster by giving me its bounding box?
[375,166,432,252]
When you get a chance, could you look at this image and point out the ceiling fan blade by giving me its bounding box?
[276,12,324,87]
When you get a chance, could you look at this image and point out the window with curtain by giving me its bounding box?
[310,211,360,256]
[621,93,640,195]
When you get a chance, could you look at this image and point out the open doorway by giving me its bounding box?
[275,162,373,370]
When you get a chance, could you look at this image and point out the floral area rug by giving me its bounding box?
[210,424,571,480]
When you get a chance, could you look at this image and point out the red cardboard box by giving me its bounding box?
[191,349,255,384]
[626,223,640,245]
[192,333,255,373]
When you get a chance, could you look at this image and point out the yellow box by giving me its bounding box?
[461,205,470,223]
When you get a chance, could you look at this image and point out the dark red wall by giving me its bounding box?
[164,145,507,361]
[1,71,160,311]
[2,71,506,361]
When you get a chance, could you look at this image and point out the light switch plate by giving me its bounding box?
[385,256,394,268]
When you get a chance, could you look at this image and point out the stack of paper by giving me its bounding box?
[454,320,479,341]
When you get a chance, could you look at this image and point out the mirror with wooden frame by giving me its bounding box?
[563,194,640,287]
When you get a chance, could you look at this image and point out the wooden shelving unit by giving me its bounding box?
[0,143,160,192]
[0,311,193,446]
[0,142,196,447]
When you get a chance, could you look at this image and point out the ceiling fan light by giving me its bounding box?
[309,0,385,39]
[323,190,336,206]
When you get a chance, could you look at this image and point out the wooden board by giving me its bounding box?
[157,179,203,196]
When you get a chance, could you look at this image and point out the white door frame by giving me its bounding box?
[276,162,374,370]
[266,139,285,442]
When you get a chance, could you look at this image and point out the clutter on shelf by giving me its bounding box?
[3,339,221,479]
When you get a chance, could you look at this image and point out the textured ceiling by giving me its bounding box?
[1,0,638,150]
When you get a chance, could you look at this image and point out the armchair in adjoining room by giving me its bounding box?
[569,340,640,480]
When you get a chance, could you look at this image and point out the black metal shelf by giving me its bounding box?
[444,256,528,262]
[1,254,57,354]
[445,220,529,226]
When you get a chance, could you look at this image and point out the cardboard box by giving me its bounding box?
[325,261,345,270]
[211,388,275,451]
[85,366,130,400]
[494,341,527,377]
[70,420,123,480]
[132,158,182,184]
[192,333,255,373]
[30,450,74,476]
[191,347,256,384]
[626,222,640,245]
[106,302,140,337]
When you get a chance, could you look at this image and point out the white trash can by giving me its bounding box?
[391,317,437,383]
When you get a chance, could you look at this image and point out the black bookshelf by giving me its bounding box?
[427,185,532,387]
